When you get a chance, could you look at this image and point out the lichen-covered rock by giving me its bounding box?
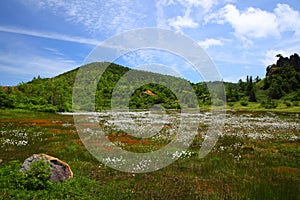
[19,154,73,182]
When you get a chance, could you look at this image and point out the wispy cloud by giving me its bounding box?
[115,49,204,82]
[0,51,78,81]
[43,47,65,56]
[0,32,80,85]
[26,0,149,36]
[0,26,101,45]
[275,4,300,36]
[177,0,218,13]
[156,1,169,28]
[158,0,220,32]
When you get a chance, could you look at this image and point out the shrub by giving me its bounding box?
[17,159,52,190]
[0,160,52,191]
[240,100,248,106]
[261,100,277,109]
[227,102,234,107]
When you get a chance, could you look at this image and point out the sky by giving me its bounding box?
[0,0,300,85]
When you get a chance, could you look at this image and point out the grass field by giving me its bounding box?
[0,109,299,199]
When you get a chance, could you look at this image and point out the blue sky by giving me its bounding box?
[0,0,300,85]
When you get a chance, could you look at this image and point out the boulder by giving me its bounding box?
[19,154,73,182]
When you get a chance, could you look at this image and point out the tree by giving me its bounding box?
[245,76,253,95]
[268,82,284,99]
[238,79,246,92]
[254,76,261,83]
[226,84,239,102]
[0,87,14,108]
[248,88,257,102]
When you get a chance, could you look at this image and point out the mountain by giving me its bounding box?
[1,53,300,112]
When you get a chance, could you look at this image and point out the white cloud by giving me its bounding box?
[275,4,300,36]
[163,0,219,31]
[206,3,300,40]
[169,14,199,30]
[198,38,224,49]
[206,4,279,38]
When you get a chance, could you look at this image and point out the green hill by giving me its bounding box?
[263,53,300,99]
[1,53,300,112]
[225,53,300,110]
[0,62,210,112]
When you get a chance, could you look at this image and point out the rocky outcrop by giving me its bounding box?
[19,154,73,182]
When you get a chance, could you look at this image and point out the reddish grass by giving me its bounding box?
[0,119,64,127]
[108,133,151,146]
[273,166,300,174]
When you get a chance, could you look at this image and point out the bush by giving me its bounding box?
[227,102,234,107]
[0,160,52,191]
[240,100,248,106]
[284,101,292,107]
[261,100,277,109]
[18,159,52,190]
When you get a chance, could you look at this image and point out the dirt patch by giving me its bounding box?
[144,90,156,96]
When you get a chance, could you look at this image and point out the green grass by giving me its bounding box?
[226,101,300,112]
[0,110,299,199]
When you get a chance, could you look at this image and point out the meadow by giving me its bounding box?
[0,109,299,199]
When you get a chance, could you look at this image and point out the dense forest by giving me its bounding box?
[0,53,300,112]
[224,53,300,109]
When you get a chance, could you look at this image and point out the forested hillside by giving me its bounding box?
[0,53,299,112]
[0,62,210,112]
[264,54,300,99]
[224,53,300,109]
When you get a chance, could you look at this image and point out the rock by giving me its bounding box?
[19,154,73,182]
